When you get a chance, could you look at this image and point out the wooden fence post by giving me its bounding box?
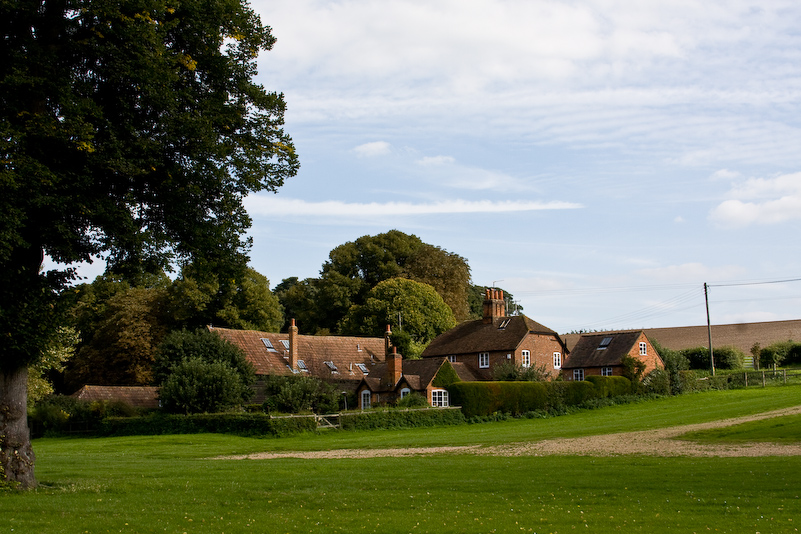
[762,370,766,387]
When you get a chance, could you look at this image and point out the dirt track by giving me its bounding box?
[218,405,801,460]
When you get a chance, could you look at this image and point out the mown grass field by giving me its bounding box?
[5,386,801,534]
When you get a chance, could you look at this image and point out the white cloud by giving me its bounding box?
[710,169,741,181]
[245,196,582,217]
[416,155,455,166]
[709,172,801,227]
[352,141,391,158]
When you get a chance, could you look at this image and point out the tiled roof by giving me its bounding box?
[71,385,160,409]
[211,326,385,381]
[363,357,455,393]
[563,320,801,355]
[421,315,558,357]
[562,331,643,369]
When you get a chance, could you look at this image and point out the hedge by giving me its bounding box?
[447,377,633,418]
[339,407,465,431]
[98,412,316,437]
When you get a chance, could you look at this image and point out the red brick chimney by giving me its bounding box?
[289,318,298,370]
[385,346,402,387]
[482,288,506,324]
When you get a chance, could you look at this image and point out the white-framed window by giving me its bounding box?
[639,342,647,356]
[400,387,411,399]
[431,389,449,407]
[522,350,530,368]
[602,367,613,376]
[448,355,457,363]
[361,390,371,410]
[573,369,585,381]
[478,352,490,368]
[553,352,562,369]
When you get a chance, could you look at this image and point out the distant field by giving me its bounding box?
[5,386,801,534]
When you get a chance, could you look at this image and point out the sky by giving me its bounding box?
[55,0,801,334]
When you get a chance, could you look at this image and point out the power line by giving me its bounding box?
[708,277,801,288]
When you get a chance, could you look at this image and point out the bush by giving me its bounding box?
[99,412,316,437]
[641,368,670,395]
[339,407,464,431]
[760,341,801,368]
[683,347,713,371]
[491,361,549,381]
[713,346,746,370]
[395,392,429,408]
[28,394,142,437]
[262,375,340,414]
[159,357,253,414]
[153,328,255,386]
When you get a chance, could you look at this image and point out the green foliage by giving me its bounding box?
[432,360,461,388]
[491,360,549,382]
[28,326,79,405]
[759,340,801,368]
[448,378,633,418]
[339,407,465,430]
[467,284,523,319]
[28,394,140,438]
[262,375,340,414]
[99,413,315,438]
[712,345,746,370]
[621,355,647,386]
[158,358,253,414]
[340,278,456,345]
[641,368,671,395]
[682,346,714,370]
[152,328,254,386]
[395,392,430,408]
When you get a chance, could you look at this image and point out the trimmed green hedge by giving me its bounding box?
[339,407,465,431]
[99,412,316,437]
[448,377,633,418]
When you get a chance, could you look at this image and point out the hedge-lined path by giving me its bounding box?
[217,405,801,460]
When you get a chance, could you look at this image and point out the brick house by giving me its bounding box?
[210,320,388,399]
[420,289,568,379]
[561,331,663,381]
[356,346,481,409]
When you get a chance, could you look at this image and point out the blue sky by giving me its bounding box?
[241,0,801,334]
[53,1,801,334]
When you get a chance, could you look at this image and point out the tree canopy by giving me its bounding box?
[0,0,296,488]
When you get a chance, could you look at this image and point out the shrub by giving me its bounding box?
[431,360,461,388]
[339,407,464,431]
[262,375,340,414]
[641,368,670,395]
[621,356,646,387]
[395,392,429,408]
[491,361,549,382]
[713,346,746,370]
[153,328,255,386]
[759,341,801,368]
[159,357,253,414]
[682,347,713,371]
[99,412,316,437]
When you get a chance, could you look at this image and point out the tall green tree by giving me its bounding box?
[0,0,296,488]
[340,278,456,358]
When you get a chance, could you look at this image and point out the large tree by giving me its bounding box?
[0,0,297,488]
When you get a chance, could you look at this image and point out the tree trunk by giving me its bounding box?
[0,367,36,489]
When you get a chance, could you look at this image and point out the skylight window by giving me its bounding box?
[356,363,369,374]
[297,360,308,372]
[324,360,339,373]
[280,340,290,350]
[498,318,511,329]
[598,337,613,350]
[261,338,278,352]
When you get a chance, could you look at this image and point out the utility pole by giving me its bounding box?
[704,282,715,376]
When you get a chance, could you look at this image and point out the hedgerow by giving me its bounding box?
[447,377,633,418]
[98,412,316,437]
[339,407,464,430]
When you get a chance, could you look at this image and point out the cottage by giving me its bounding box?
[561,330,662,380]
[420,289,568,379]
[356,344,480,409]
[210,320,387,397]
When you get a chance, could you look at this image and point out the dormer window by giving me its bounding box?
[598,337,612,350]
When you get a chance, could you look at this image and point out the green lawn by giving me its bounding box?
[5,386,801,534]
[682,413,801,444]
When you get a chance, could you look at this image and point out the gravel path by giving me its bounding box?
[218,405,801,460]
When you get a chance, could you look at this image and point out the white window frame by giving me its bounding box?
[553,352,562,369]
[601,367,613,376]
[521,350,530,368]
[639,342,647,356]
[399,387,411,399]
[573,368,585,381]
[448,355,457,363]
[479,352,490,368]
[431,389,449,407]
[361,390,371,410]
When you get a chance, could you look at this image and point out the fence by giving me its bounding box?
[726,368,801,388]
